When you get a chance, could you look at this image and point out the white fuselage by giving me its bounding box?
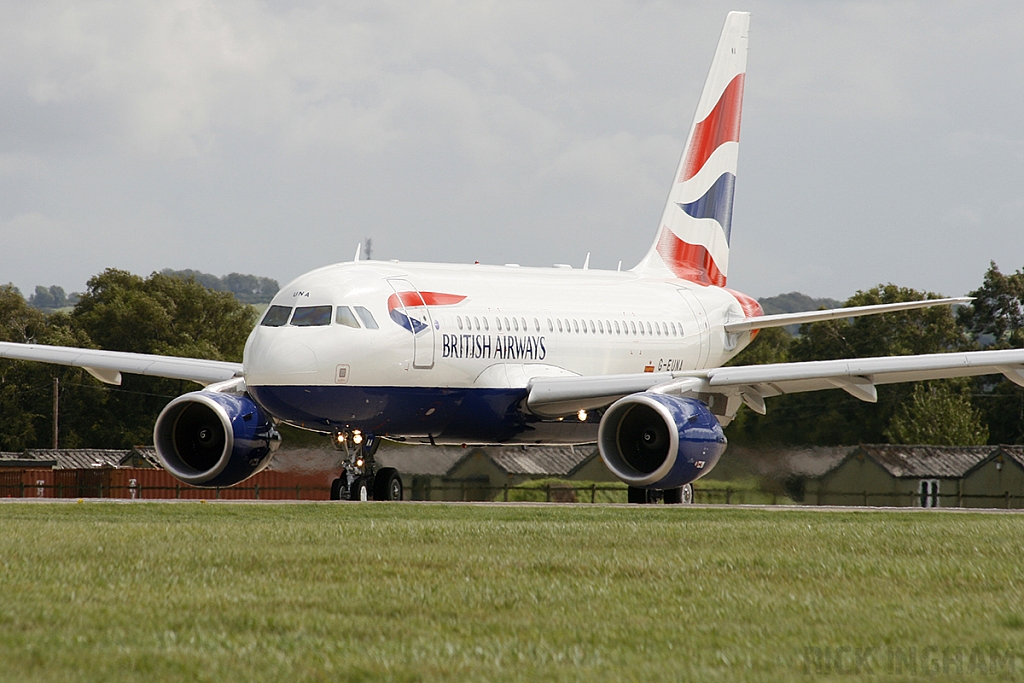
[242,260,758,444]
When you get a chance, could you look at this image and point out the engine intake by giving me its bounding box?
[154,391,280,487]
[598,393,726,489]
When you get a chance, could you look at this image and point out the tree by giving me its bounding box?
[28,285,69,311]
[161,269,280,305]
[957,262,1024,443]
[884,381,989,445]
[73,269,255,360]
[726,284,974,446]
[0,270,260,450]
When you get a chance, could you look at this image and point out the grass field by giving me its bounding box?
[1,503,1023,682]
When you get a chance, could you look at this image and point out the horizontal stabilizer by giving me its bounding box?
[723,297,972,334]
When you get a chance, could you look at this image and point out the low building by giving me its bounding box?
[381,445,609,501]
[806,445,1006,508]
[959,446,1024,508]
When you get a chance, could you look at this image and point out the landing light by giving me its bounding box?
[352,430,363,445]
[332,431,347,448]
[577,409,588,422]
[355,457,365,468]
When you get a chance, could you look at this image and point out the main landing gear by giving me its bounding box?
[628,483,693,505]
[328,430,404,502]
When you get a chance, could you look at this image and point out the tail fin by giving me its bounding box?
[633,11,749,286]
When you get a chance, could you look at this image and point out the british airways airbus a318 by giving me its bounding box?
[4,12,1024,503]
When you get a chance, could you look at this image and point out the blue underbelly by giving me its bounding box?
[247,384,597,444]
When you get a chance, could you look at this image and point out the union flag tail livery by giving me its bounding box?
[634,11,748,286]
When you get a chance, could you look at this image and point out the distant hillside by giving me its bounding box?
[758,292,842,316]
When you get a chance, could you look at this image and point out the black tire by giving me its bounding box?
[330,477,345,501]
[627,486,648,504]
[663,487,683,504]
[349,476,370,501]
[373,468,403,501]
[680,483,693,504]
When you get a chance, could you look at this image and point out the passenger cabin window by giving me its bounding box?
[292,305,333,327]
[354,306,378,329]
[261,305,292,327]
[336,306,360,328]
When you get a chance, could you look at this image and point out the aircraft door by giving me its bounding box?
[386,278,436,369]
[678,289,711,369]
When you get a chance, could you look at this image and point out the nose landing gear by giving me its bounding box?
[328,430,404,502]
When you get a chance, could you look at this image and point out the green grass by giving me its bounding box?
[2,503,1024,682]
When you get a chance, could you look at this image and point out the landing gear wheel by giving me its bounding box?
[663,484,693,505]
[330,477,346,501]
[350,476,370,501]
[373,468,403,501]
[628,486,648,504]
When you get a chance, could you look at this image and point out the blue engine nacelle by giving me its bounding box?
[597,393,727,490]
[153,392,281,488]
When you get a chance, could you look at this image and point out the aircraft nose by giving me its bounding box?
[245,327,318,383]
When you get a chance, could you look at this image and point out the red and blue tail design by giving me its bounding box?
[388,291,466,333]
[634,12,748,286]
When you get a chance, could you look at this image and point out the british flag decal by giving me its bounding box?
[635,12,748,287]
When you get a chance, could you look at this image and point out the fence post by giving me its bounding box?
[20,481,25,498]
[726,488,732,505]
[255,484,260,500]
[503,484,508,502]
[591,483,596,504]
[545,485,551,502]
[1007,491,1011,510]
[296,484,301,500]
[216,487,221,500]
[863,490,868,507]
[772,492,777,506]
[460,482,465,501]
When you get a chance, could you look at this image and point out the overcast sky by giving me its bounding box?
[2,0,1022,301]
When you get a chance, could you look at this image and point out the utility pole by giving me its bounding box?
[364,238,373,261]
[52,376,59,449]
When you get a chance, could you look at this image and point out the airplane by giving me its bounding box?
[3,11,1024,504]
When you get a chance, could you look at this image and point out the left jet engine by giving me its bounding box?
[154,392,280,488]
[597,392,727,490]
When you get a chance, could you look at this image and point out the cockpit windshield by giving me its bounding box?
[291,305,333,327]
[260,305,292,327]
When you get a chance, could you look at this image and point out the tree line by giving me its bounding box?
[726,263,1024,447]
[1,269,257,450]
[14,269,279,313]
[1,263,1023,451]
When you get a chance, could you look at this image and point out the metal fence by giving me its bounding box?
[1,477,1021,508]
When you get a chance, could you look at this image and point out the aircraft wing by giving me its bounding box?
[724,297,971,333]
[526,348,1024,417]
[0,341,243,387]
